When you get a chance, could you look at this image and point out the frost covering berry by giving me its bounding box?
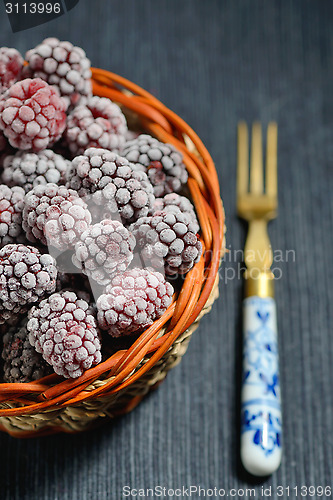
[22,183,92,250]
[2,320,51,383]
[96,268,174,337]
[67,148,155,223]
[24,37,92,107]
[73,219,135,285]
[153,193,198,225]
[0,47,23,94]
[1,149,70,193]
[65,96,127,156]
[0,184,25,246]
[0,78,67,151]
[0,244,57,324]
[123,134,188,197]
[27,291,102,379]
[130,210,202,276]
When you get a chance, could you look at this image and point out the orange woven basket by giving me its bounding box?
[0,68,225,437]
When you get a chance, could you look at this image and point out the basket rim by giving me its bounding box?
[0,67,225,418]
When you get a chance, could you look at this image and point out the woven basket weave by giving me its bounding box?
[0,68,225,437]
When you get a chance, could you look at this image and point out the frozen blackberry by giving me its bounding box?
[73,220,136,285]
[0,185,25,247]
[0,244,57,324]
[0,78,67,152]
[27,291,102,379]
[22,183,92,250]
[24,37,92,107]
[153,193,198,225]
[130,210,202,276]
[1,150,70,193]
[122,134,188,197]
[2,320,52,383]
[67,148,155,223]
[0,47,24,94]
[96,268,174,337]
[65,96,127,157]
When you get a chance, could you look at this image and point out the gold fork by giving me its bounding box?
[237,122,282,476]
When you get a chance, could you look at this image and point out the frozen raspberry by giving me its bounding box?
[2,320,52,383]
[96,268,174,337]
[27,291,102,379]
[130,211,202,276]
[65,96,127,157]
[153,193,198,225]
[22,183,92,250]
[1,149,70,193]
[0,244,57,324]
[0,78,67,152]
[0,185,25,247]
[67,148,155,223]
[73,220,135,285]
[0,47,24,94]
[24,38,92,107]
[122,134,188,197]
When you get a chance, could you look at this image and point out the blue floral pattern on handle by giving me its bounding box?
[241,296,282,460]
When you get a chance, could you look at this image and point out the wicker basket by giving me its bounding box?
[0,68,225,437]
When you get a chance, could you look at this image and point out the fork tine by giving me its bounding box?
[250,122,264,194]
[266,122,278,198]
[237,121,249,198]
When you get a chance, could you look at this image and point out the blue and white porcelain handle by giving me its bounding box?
[241,295,282,476]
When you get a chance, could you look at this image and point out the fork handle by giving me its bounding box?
[240,295,282,476]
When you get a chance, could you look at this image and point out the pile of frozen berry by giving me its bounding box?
[0,39,202,382]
